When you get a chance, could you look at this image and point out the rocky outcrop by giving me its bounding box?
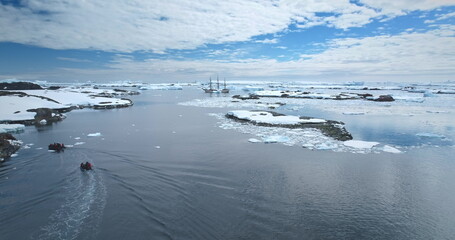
[28,108,66,125]
[232,94,260,100]
[370,95,394,102]
[226,110,353,141]
[0,82,43,90]
[0,133,21,161]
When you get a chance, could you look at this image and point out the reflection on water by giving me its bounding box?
[1,89,454,239]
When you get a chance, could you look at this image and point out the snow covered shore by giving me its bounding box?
[0,85,135,124]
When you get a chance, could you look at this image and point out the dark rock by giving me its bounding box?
[372,95,394,102]
[0,82,43,90]
[232,94,260,100]
[47,86,61,90]
[27,108,66,125]
[0,133,21,160]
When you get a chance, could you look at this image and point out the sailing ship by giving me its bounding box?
[202,75,229,93]
[202,76,217,93]
[221,78,229,93]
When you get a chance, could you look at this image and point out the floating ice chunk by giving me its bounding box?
[262,135,290,143]
[0,124,25,133]
[39,119,47,125]
[342,112,365,115]
[155,146,161,149]
[87,132,102,137]
[74,137,81,140]
[416,133,446,138]
[302,143,315,149]
[423,90,435,97]
[314,142,338,150]
[344,140,379,149]
[36,147,43,150]
[248,138,261,143]
[74,142,85,145]
[381,145,402,153]
[65,145,74,148]
[23,145,31,149]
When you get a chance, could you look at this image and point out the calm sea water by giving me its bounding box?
[1,89,454,239]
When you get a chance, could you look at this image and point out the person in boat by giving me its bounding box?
[80,162,93,170]
[49,143,65,151]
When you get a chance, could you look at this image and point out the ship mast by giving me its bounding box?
[216,75,220,90]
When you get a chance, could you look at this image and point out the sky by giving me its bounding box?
[0,0,454,83]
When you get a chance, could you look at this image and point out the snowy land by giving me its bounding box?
[1,80,455,155]
[0,86,134,124]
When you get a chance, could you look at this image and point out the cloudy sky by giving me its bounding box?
[1,0,454,83]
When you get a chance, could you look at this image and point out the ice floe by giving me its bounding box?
[209,113,402,154]
[0,124,25,133]
[87,133,102,137]
[248,138,261,143]
[416,133,446,138]
[262,135,291,144]
[343,140,379,149]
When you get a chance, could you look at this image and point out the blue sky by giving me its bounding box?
[0,0,454,83]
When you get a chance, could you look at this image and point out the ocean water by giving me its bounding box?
[1,88,455,239]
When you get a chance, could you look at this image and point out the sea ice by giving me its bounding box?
[74,142,85,145]
[343,140,379,149]
[416,133,446,138]
[262,135,290,143]
[342,112,366,115]
[0,124,25,133]
[381,145,402,153]
[248,138,262,143]
[87,132,102,137]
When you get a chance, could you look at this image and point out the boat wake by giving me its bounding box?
[33,153,106,240]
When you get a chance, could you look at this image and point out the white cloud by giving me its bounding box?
[19,26,449,83]
[1,0,453,52]
[255,38,279,44]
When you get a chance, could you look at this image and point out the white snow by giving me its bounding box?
[227,110,326,125]
[248,138,261,143]
[39,119,47,125]
[0,124,25,133]
[343,140,380,149]
[0,94,65,121]
[87,132,102,137]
